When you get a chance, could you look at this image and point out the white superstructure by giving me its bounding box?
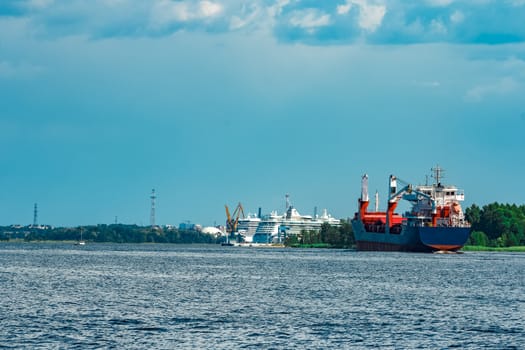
[236,213,261,243]
[251,211,281,244]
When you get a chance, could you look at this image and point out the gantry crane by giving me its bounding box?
[225,203,245,241]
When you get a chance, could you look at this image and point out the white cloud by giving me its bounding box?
[465,77,520,102]
[289,9,331,31]
[268,0,291,18]
[199,0,222,18]
[356,1,386,32]
[230,4,260,30]
[427,0,454,7]
[430,19,447,34]
[3,0,525,45]
[337,3,352,15]
[337,0,386,32]
[151,1,189,24]
[150,0,223,27]
[450,10,465,24]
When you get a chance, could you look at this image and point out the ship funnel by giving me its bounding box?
[361,174,369,202]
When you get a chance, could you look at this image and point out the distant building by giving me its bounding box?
[179,222,196,230]
[201,226,223,236]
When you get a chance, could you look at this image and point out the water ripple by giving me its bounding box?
[1,244,524,349]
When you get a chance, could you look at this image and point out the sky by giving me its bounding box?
[1,0,524,227]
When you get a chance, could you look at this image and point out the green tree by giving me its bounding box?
[467,202,525,247]
[465,204,481,226]
[284,234,299,246]
[468,231,489,246]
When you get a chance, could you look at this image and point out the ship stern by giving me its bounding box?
[418,226,471,251]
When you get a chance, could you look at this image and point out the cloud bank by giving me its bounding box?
[1,0,525,45]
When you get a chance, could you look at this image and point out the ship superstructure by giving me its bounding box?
[237,214,262,243]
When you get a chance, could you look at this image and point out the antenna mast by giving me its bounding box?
[150,189,156,227]
[33,203,38,228]
[431,165,444,185]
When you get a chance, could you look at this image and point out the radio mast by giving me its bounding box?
[150,189,156,228]
[33,203,38,228]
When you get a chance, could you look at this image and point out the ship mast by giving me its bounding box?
[431,165,444,186]
[361,174,369,202]
[358,174,370,219]
[385,175,398,234]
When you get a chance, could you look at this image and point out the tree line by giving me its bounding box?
[284,221,355,248]
[0,224,219,244]
[465,202,525,247]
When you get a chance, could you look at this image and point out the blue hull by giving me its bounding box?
[352,219,471,252]
[419,226,471,251]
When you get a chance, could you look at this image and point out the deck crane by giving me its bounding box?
[386,175,437,232]
[225,203,245,241]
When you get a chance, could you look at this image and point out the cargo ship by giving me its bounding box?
[351,166,471,252]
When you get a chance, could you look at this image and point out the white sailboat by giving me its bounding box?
[75,227,86,246]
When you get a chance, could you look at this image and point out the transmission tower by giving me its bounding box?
[33,203,38,228]
[150,189,156,227]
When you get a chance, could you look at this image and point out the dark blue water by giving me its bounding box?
[0,243,523,349]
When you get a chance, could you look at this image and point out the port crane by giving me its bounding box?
[225,203,245,241]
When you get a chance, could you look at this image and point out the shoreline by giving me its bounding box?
[461,245,525,252]
[2,240,525,252]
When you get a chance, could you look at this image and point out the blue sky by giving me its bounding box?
[1,0,524,227]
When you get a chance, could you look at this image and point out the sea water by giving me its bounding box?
[0,243,523,349]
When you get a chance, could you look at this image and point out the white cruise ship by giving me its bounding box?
[236,213,261,243]
[251,203,340,244]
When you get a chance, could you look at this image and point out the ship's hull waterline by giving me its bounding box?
[352,224,471,252]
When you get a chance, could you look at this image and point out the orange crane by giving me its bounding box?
[225,203,245,238]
